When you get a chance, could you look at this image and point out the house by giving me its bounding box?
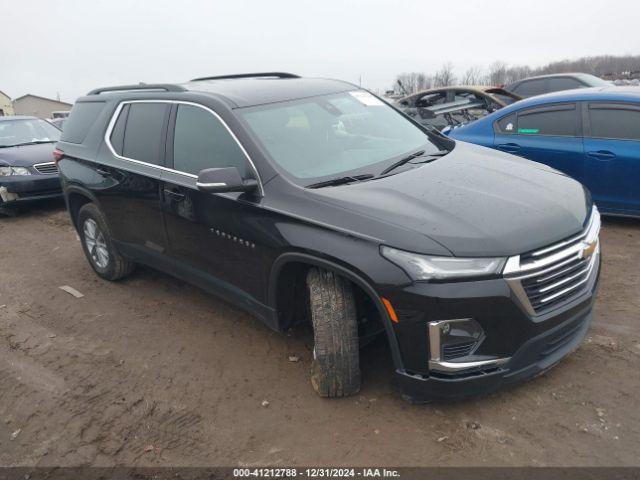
[0,90,14,116]
[12,94,73,119]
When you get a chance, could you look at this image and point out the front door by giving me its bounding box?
[160,102,269,316]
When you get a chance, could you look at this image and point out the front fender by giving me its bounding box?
[268,249,407,372]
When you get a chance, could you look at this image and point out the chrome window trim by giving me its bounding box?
[103,99,264,196]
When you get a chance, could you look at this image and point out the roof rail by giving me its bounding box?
[190,72,301,82]
[87,83,187,95]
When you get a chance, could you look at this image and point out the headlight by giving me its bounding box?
[0,166,31,176]
[381,246,506,281]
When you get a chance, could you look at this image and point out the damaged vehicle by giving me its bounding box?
[57,73,599,402]
[395,86,521,130]
[0,116,62,215]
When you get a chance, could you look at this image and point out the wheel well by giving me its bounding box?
[275,261,383,337]
[67,192,92,229]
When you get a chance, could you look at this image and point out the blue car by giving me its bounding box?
[446,87,640,217]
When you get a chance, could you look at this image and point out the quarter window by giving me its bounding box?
[61,101,105,144]
[589,104,640,141]
[516,105,576,136]
[120,103,169,165]
[496,113,517,133]
[173,104,247,176]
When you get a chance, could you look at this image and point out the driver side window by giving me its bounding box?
[173,104,247,176]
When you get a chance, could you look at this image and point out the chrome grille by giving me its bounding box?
[33,162,58,174]
[504,208,600,316]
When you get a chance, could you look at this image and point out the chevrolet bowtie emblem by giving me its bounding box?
[581,240,597,259]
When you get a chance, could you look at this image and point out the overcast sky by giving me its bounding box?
[2,0,638,103]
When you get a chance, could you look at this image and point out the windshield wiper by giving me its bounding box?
[380,149,449,176]
[306,174,374,189]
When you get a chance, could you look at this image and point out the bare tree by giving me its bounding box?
[461,66,484,85]
[433,63,456,87]
[486,61,508,86]
[504,65,532,84]
[395,72,433,94]
[390,54,640,93]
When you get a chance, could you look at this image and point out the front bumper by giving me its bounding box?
[396,300,593,402]
[384,252,600,403]
[0,175,62,204]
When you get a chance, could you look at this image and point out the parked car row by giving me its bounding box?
[51,72,603,402]
[394,73,612,131]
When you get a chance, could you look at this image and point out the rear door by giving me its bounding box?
[96,101,170,259]
[493,103,585,182]
[583,102,640,214]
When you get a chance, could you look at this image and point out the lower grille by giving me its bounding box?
[442,341,476,360]
[540,319,585,358]
[33,162,58,174]
[504,208,600,316]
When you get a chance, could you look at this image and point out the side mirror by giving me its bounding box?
[196,167,258,194]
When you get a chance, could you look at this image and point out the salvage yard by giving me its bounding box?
[0,202,639,467]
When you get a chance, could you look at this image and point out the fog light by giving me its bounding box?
[428,318,509,373]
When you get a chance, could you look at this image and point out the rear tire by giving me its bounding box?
[307,268,360,398]
[77,203,134,281]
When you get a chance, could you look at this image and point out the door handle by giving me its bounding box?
[164,189,186,201]
[496,143,521,153]
[587,150,616,160]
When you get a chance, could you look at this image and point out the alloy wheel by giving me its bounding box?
[83,218,110,268]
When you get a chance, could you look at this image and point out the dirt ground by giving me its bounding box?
[0,201,639,467]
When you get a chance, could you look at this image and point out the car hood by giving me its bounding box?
[0,143,56,168]
[308,142,591,257]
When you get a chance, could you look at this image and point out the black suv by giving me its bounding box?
[57,72,600,402]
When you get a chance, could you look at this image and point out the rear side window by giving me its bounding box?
[516,105,576,136]
[172,104,247,176]
[511,79,548,97]
[546,77,584,92]
[60,101,105,143]
[589,104,640,141]
[120,103,169,165]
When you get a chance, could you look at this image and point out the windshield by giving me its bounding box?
[0,119,61,147]
[239,91,443,181]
